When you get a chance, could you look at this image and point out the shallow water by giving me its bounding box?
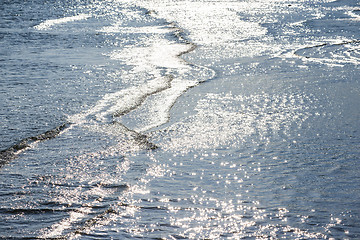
[1,0,360,239]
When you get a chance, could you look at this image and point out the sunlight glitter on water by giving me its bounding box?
[109,38,191,71]
[157,92,316,153]
[129,0,268,45]
[1,0,359,238]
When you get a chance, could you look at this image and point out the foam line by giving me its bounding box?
[33,14,91,30]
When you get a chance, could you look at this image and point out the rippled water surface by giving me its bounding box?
[1,0,360,239]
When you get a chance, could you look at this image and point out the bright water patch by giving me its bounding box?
[156,92,317,152]
[1,0,360,239]
[33,14,91,30]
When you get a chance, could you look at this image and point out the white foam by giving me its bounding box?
[68,32,215,134]
[346,10,360,21]
[119,64,216,132]
[123,0,267,45]
[68,75,171,125]
[109,38,191,71]
[99,25,172,34]
[34,14,91,30]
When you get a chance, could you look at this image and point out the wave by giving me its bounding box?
[0,123,69,167]
[33,14,91,30]
[293,39,360,67]
[32,9,215,240]
[69,23,215,133]
[1,8,215,169]
[0,120,158,168]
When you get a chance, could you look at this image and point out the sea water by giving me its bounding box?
[1,0,360,239]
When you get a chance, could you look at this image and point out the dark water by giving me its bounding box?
[1,0,360,239]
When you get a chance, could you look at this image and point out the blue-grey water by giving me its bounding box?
[1,0,360,239]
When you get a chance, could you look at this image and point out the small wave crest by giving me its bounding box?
[293,40,360,67]
[0,123,69,166]
[69,29,215,134]
[33,14,91,30]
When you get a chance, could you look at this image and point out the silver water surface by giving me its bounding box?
[1,0,360,239]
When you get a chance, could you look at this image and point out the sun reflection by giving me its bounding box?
[17,0,357,238]
[157,92,317,153]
